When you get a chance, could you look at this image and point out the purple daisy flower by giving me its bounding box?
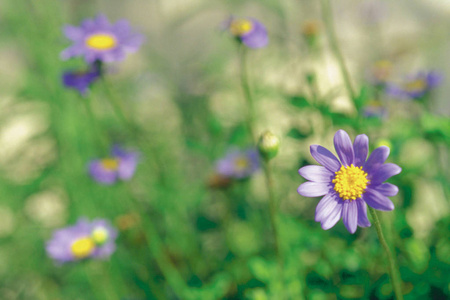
[46,218,118,264]
[88,145,139,185]
[297,130,401,234]
[385,71,443,99]
[225,17,268,49]
[216,148,260,179]
[62,66,100,95]
[61,14,144,63]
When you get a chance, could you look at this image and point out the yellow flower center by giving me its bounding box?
[332,164,369,200]
[101,158,119,170]
[229,19,253,36]
[91,227,109,245]
[404,79,427,93]
[71,237,95,259]
[86,33,117,50]
[234,157,249,170]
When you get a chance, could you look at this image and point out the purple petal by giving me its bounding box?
[333,129,354,166]
[320,200,343,230]
[241,19,268,49]
[372,183,399,197]
[310,145,341,173]
[117,155,138,180]
[362,188,394,211]
[298,165,334,182]
[88,160,117,185]
[356,199,371,227]
[353,134,369,167]
[315,193,340,222]
[297,182,330,197]
[342,200,358,234]
[370,163,402,185]
[63,25,84,41]
[426,71,443,88]
[363,146,390,174]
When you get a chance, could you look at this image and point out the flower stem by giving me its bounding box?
[239,44,256,144]
[320,0,356,101]
[368,207,404,300]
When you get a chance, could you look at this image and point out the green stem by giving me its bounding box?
[320,0,356,101]
[369,207,404,300]
[239,45,256,144]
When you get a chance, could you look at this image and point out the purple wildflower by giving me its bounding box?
[46,218,118,264]
[88,145,139,185]
[61,14,144,63]
[216,148,260,179]
[386,71,443,99]
[62,66,100,95]
[225,17,268,49]
[362,100,388,119]
[297,130,401,234]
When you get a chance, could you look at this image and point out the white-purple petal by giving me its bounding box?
[297,182,331,197]
[315,193,340,222]
[310,145,341,172]
[333,129,355,167]
[362,188,394,211]
[353,134,369,167]
[356,199,371,227]
[342,200,358,234]
[320,200,343,230]
[369,163,402,185]
[363,146,390,174]
[372,183,399,197]
[298,165,334,183]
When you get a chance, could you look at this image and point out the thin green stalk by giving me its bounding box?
[320,0,357,101]
[239,45,256,144]
[369,207,404,300]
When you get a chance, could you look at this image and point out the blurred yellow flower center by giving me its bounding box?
[86,34,117,50]
[234,157,249,170]
[405,79,426,93]
[71,237,95,259]
[91,227,109,245]
[101,158,119,170]
[332,164,369,200]
[230,19,253,36]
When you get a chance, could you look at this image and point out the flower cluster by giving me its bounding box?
[298,130,401,234]
[46,218,118,263]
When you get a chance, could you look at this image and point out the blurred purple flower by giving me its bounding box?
[297,130,401,234]
[216,148,260,179]
[61,14,144,63]
[46,218,118,264]
[224,17,268,49]
[362,100,388,119]
[89,145,139,185]
[386,71,443,100]
[62,65,100,95]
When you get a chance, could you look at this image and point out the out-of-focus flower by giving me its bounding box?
[224,17,268,49]
[297,130,401,234]
[216,148,260,179]
[61,14,144,63]
[46,218,118,263]
[62,65,100,95]
[362,100,387,119]
[115,212,141,231]
[386,71,443,100]
[258,131,280,161]
[301,20,321,48]
[88,145,139,185]
[368,60,392,85]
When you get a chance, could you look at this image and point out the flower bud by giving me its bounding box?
[258,131,280,160]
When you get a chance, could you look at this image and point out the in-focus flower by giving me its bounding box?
[362,100,387,119]
[46,218,118,263]
[386,71,443,100]
[297,130,401,234]
[216,148,260,179]
[225,17,268,49]
[62,65,100,95]
[61,14,144,63]
[89,145,139,185]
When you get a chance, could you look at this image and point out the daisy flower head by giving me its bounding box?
[61,14,144,63]
[297,130,401,234]
[386,71,443,100]
[224,16,268,49]
[88,145,139,185]
[46,218,118,264]
[216,148,260,179]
